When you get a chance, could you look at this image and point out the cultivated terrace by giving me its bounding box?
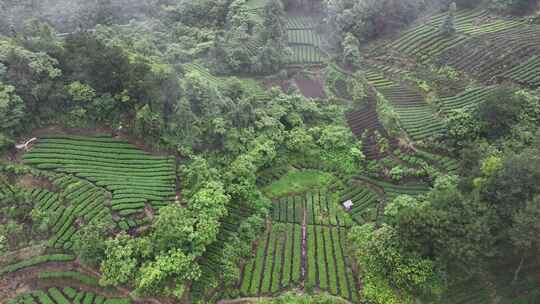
[0,0,540,303]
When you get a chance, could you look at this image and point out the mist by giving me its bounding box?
[0,0,176,34]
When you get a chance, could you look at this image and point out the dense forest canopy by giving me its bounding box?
[1,0,540,303]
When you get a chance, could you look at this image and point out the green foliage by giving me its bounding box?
[349,223,442,304]
[444,108,481,148]
[72,214,115,267]
[477,88,521,139]
[256,291,349,303]
[481,147,540,221]
[67,81,96,103]
[509,195,540,253]
[440,2,457,36]
[262,170,334,198]
[0,254,75,276]
[325,0,425,43]
[375,92,402,137]
[490,0,539,14]
[0,83,24,134]
[37,271,100,286]
[100,233,140,286]
[136,249,200,298]
[342,33,361,67]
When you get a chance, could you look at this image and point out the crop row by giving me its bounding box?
[305,225,357,301]
[352,175,431,201]
[379,85,445,141]
[271,192,352,227]
[339,184,381,224]
[390,10,528,64]
[26,147,168,161]
[24,137,176,216]
[7,287,131,304]
[37,271,100,286]
[499,55,540,87]
[288,29,322,47]
[289,45,325,64]
[286,16,316,29]
[365,71,394,89]
[241,223,357,300]
[439,86,496,112]
[184,63,222,85]
[437,24,540,82]
[41,176,109,249]
[413,150,460,174]
[0,254,75,276]
[240,223,302,296]
[35,141,144,154]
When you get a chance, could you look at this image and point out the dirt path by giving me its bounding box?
[301,205,307,281]
[217,296,273,304]
[0,244,46,265]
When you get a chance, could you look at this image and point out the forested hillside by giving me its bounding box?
[1,0,539,303]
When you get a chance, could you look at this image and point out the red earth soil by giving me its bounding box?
[262,79,291,93]
[294,76,326,99]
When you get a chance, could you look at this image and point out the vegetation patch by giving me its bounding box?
[262,170,334,198]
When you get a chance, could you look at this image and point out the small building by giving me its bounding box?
[343,200,353,211]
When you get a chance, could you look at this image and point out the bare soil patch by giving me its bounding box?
[294,75,326,99]
[262,79,291,93]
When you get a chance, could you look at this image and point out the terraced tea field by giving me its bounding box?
[379,85,446,141]
[7,287,130,304]
[239,191,359,302]
[339,183,381,224]
[1,253,133,304]
[271,191,353,227]
[439,86,497,112]
[346,103,399,160]
[20,135,176,248]
[390,10,524,61]
[286,16,326,65]
[388,9,540,88]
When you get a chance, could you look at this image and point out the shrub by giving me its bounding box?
[489,0,539,14]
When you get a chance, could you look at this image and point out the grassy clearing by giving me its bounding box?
[262,170,335,198]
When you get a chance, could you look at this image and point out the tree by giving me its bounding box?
[440,2,457,36]
[72,214,115,266]
[134,104,163,141]
[386,176,496,279]
[0,39,62,117]
[150,205,198,254]
[444,108,481,149]
[509,196,540,283]
[490,0,539,14]
[187,181,230,252]
[100,233,140,286]
[482,148,540,221]
[258,0,289,73]
[136,249,201,298]
[349,223,443,304]
[66,81,96,103]
[477,87,525,139]
[0,83,24,134]
[342,32,361,67]
[325,0,425,43]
